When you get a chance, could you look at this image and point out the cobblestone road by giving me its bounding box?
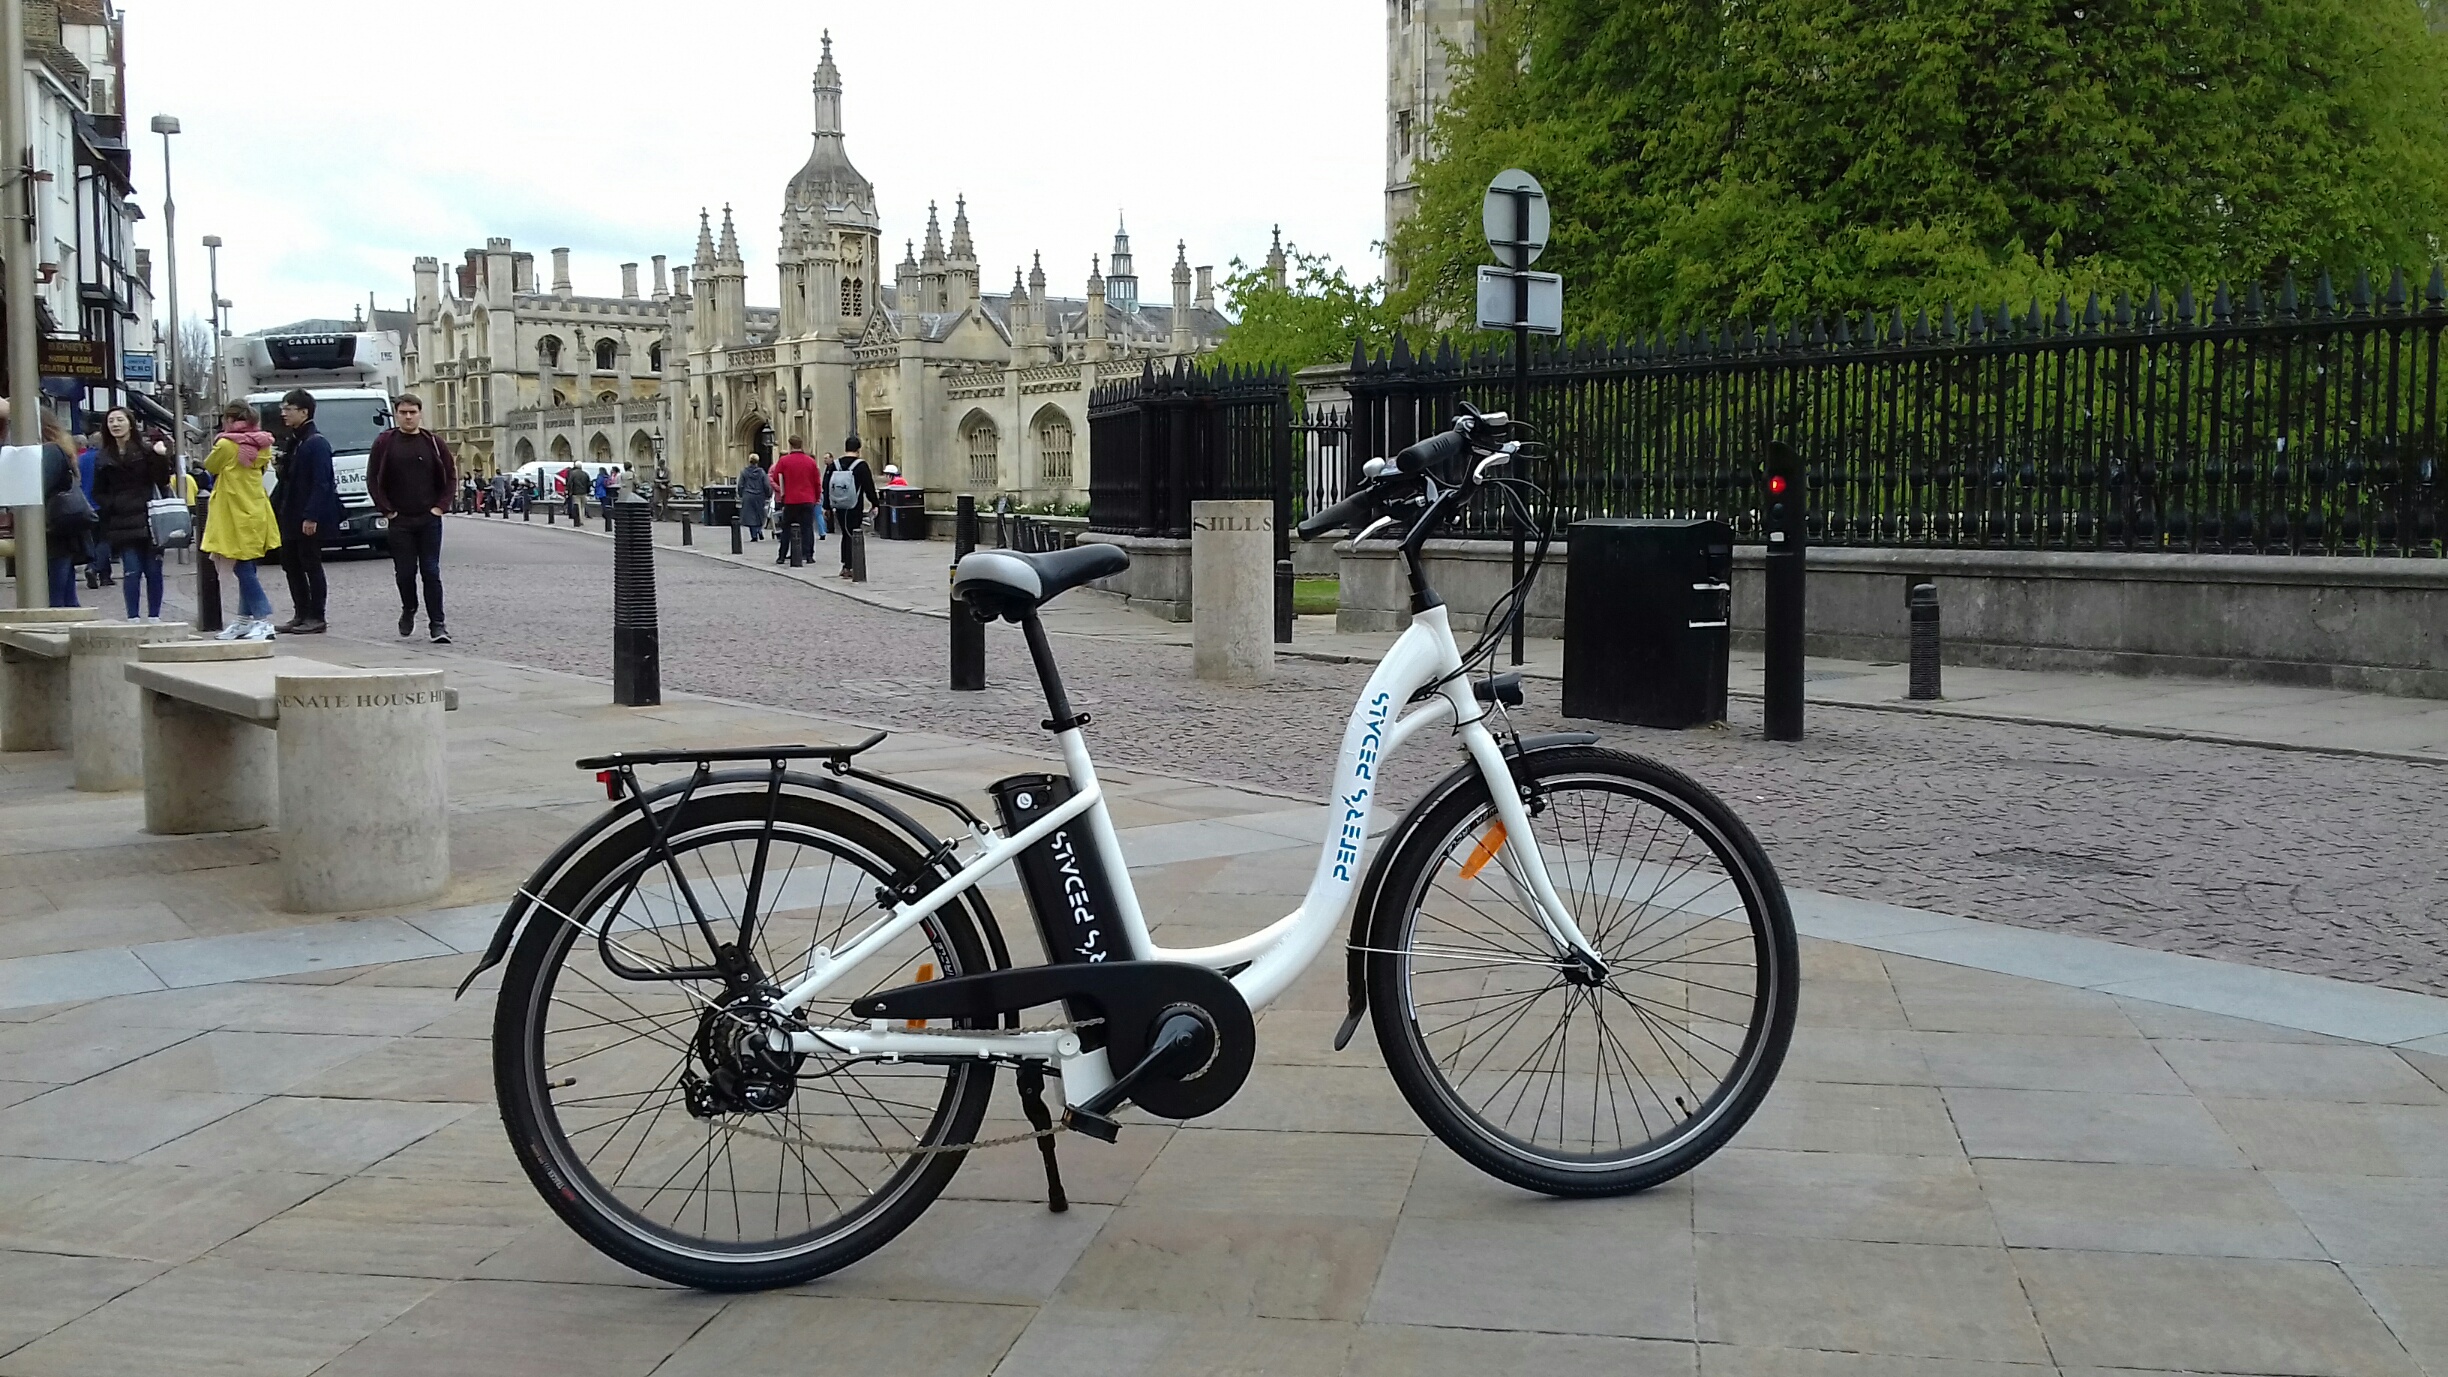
[318,519,2448,995]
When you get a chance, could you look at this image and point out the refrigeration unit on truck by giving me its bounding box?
[221,331,403,551]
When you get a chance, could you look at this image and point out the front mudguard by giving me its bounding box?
[454,768,1011,997]
[1331,731,1598,1050]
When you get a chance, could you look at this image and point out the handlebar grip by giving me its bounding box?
[1296,489,1375,542]
[1395,428,1473,475]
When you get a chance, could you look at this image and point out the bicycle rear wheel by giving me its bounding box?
[1365,746,1797,1195]
[492,786,995,1290]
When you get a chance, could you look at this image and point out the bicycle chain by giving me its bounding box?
[669,1016,1104,1159]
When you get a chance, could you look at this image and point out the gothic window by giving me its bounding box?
[1401,0,1413,24]
[594,338,618,371]
[648,342,663,372]
[840,277,853,317]
[1398,109,1414,158]
[851,279,863,315]
[1035,414,1073,483]
[539,335,561,368]
[597,391,617,403]
[965,419,999,487]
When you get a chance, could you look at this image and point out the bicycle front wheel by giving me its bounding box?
[492,785,995,1290]
[1366,746,1797,1196]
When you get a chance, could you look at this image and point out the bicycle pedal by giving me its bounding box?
[1062,1107,1121,1143]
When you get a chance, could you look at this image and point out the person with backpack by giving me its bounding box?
[367,393,457,644]
[40,414,93,607]
[90,406,174,619]
[825,436,880,579]
[271,389,340,634]
[768,438,822,568]
[76,423,114,590]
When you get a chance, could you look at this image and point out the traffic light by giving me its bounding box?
[1765,442,1805,545]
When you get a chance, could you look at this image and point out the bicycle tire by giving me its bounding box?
[1365,746,1797,1196]
[493,785,995,1290]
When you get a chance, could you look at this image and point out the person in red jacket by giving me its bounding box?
[767,438,823,569]
[367,395,459,643]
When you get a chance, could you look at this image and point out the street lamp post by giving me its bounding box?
[4,0,47,605]
[201,234,221,416]
[149,117,180,451]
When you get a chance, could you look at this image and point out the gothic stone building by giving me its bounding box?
[405,241,679,483]
[672,34,1228,504]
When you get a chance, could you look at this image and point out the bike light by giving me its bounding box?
[1768,475,1788,495]
[597,770,619,801]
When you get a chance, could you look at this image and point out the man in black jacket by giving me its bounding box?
[272,390,342,634]
[825,435,880,579]
[367,393,458,644]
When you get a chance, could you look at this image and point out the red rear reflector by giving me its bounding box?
[1768,475,1788,494]
[597,770,619,801]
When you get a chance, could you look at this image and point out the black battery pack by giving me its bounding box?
[988,773,1137,982]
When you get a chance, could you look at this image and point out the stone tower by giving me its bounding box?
[1106,215,1138,312]
[781,31,879,342]
[1385,0,1480,284]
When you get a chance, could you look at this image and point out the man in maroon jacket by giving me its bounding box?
[768,438,823,569]
[367,395,458,643]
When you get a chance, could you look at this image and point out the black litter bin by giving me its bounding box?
[1562,519,1733,728]
[879,488,928,540]
[701,483,738,528]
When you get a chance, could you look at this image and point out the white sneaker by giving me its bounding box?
[243,618,276,641]
[214,620,244,641]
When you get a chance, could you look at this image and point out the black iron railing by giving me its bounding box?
[1323,269,2445,555]
[1087,361,1291,539]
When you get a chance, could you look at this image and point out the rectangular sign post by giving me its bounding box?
[1480,170,1559,665]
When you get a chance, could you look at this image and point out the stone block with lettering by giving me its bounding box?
[275,670,451,911]
[1191,500,1274,686]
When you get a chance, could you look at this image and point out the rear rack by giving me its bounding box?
[574,732,888,771]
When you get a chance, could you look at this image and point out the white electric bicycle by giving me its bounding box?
[467,406,1798,1291]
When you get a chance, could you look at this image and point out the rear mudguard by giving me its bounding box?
[1332,732,1598,1050]
[454,768,1011,997]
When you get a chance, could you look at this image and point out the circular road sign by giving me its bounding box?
[1483,168,1550,269]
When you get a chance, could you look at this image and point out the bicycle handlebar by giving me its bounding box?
[1395,428,1473,475]
[1296,488,1378,542]
[1297,413,1513,542]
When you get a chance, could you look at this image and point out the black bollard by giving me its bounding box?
[680,515,692,546]
[1762,443,1806,741]
[523,502,531,522]
[1274,557,1295,644]
[730,518,742,554]
[1908,582,1942,700]
[546,504,555,525]
[602,507,613,534]
[951,495,984,690]
[846,525,867,583]
[611,495,660,706]
[193,491,222,633]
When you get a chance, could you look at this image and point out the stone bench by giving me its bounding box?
[0,614,188,788]
[124,649,460,912]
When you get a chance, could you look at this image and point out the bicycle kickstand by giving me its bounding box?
[1014,1064,1069,1213]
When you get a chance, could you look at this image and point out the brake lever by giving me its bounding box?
[1353,514,1402,543]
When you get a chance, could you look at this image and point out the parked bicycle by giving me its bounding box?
[465,404,1799,1290]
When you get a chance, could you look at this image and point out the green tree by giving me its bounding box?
[1389,0,2448,335]
[1212,243,1398,372]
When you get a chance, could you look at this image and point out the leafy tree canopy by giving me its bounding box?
[1212,243,1397,372]
[1387,0,2448,335]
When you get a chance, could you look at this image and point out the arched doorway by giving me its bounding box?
[738,414,774,463]
[513,437,535,467]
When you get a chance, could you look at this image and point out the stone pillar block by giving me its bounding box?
[69,621,173,791]
[1,645,67,752]
[137,641,276,835]
[275,669,450,912]
[1190,500,1275,686]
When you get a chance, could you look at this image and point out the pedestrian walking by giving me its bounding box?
[90,406,173,619]
[40,415,93,608]
[592,466,611,515]
[367,393,457,644]
[825,437,880,579]
[200,403,283,639]
[492,470,511,515]
[736,455,771,544]
[76,423,114,591]
[271,390,340,634]
[560,463,584,522]
[769,438,822,568]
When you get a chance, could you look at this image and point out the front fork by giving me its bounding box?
[1459,718,1609,977]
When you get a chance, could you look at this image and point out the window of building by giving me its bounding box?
[1401,0,1414,24]
[1036,416,1073,483]
[597,391,617,403]
[648,342,663,372]
[851,279,863,315]
[1398,109,1414,158]
[840,277,853,317]
[539,335,561,368]
[595,338,618,371]
[966,420,999,487]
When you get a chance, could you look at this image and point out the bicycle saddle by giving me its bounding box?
[954,544,1129,621]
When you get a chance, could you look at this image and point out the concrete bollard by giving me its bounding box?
[1908,582,1942,700]
[1190,499,1274,686]
[0,608,92,751]
[275,668,449,911]
[69,621,173,791]
[137,641,276,834]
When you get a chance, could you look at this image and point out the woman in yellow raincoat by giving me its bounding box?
[200,401,282,640]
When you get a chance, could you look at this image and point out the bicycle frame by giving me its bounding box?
[766,598,1602,1109]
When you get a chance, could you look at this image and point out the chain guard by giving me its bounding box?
[851,959,1255,1120]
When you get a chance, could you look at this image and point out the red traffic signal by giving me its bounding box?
[1768,474,1788,495]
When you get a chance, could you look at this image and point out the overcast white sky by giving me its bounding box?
[119,0,1385,333]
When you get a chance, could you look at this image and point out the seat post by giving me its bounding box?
[1017,611,1084,731]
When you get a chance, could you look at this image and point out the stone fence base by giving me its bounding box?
[1338,539,2448,698]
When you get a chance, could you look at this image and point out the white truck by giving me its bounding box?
[221,331,403,551]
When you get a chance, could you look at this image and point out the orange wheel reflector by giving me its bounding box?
[1458,822,1507,881]
[907,962,935,1029]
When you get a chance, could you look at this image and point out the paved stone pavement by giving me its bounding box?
[272,517,2448,997]
[4,640,2448,1375]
